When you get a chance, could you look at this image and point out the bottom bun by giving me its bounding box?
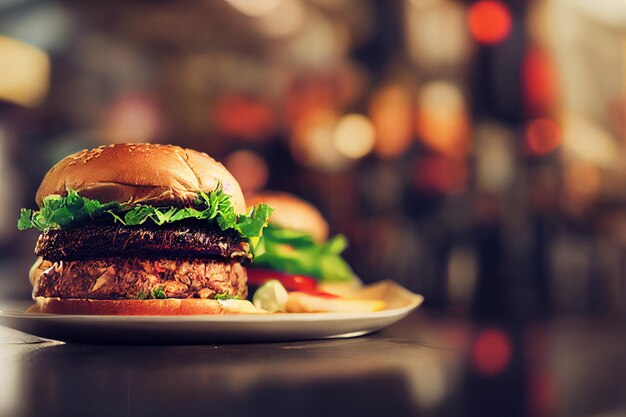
[30,297,266,315]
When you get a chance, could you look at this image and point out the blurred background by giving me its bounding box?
[1,1,626,417]
[1,0,625,320]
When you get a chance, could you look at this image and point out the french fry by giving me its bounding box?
[285,292,385,313]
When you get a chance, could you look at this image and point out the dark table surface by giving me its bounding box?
[0,310,625,417]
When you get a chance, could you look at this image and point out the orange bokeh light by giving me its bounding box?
[564,163,600,198]
[525,118,561,156]
[467,1,512,45]
[415,81,470,158]
[224,150,269,194]
[471,329,512,376]
[369,85,414,159]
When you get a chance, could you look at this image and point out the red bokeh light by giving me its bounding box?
[213,95,275,142]
[523,49,558,116]
[529,371,556,417]
[412,155,469,195]
[525,118,561,156]
[467,1,512,45]
[471,329,512,375]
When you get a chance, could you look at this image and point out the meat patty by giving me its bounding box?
[35,221,250,262]
[31,257,247,300]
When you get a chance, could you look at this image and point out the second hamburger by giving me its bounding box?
[246,191,358,293]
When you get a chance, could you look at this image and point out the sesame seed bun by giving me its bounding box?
[246,191,329,243]
[36,143,246,213]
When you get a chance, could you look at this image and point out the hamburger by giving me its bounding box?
[246,191,360,296]
[245,192,384,313]
[18,143,272,315]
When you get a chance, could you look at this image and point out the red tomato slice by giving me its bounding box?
[246,268,338,298]
[246,268,316,291]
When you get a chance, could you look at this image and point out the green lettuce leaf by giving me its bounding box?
[251,225,354,282]
[17,189,273,242]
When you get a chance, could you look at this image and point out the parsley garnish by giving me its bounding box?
[150,287,167,299]
[214,293,239,300]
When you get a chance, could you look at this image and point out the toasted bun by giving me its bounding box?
[247,191,329,243]
[30,297,265,315]
[36,143,246,213]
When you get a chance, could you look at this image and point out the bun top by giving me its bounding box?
[36,143,246,213]
[247,191,329,243]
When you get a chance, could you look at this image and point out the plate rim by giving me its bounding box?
[0,298,422,323]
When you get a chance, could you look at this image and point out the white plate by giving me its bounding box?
[0,281,423,344]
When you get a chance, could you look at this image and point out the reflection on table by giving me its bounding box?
[1,311,625,417]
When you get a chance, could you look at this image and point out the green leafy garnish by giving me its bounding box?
[17,189,273,243]
[151,287,167,299]
[18,191,118,231]
[135,291,149,300]
[214,293,239,300]
[252,225,354,283]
